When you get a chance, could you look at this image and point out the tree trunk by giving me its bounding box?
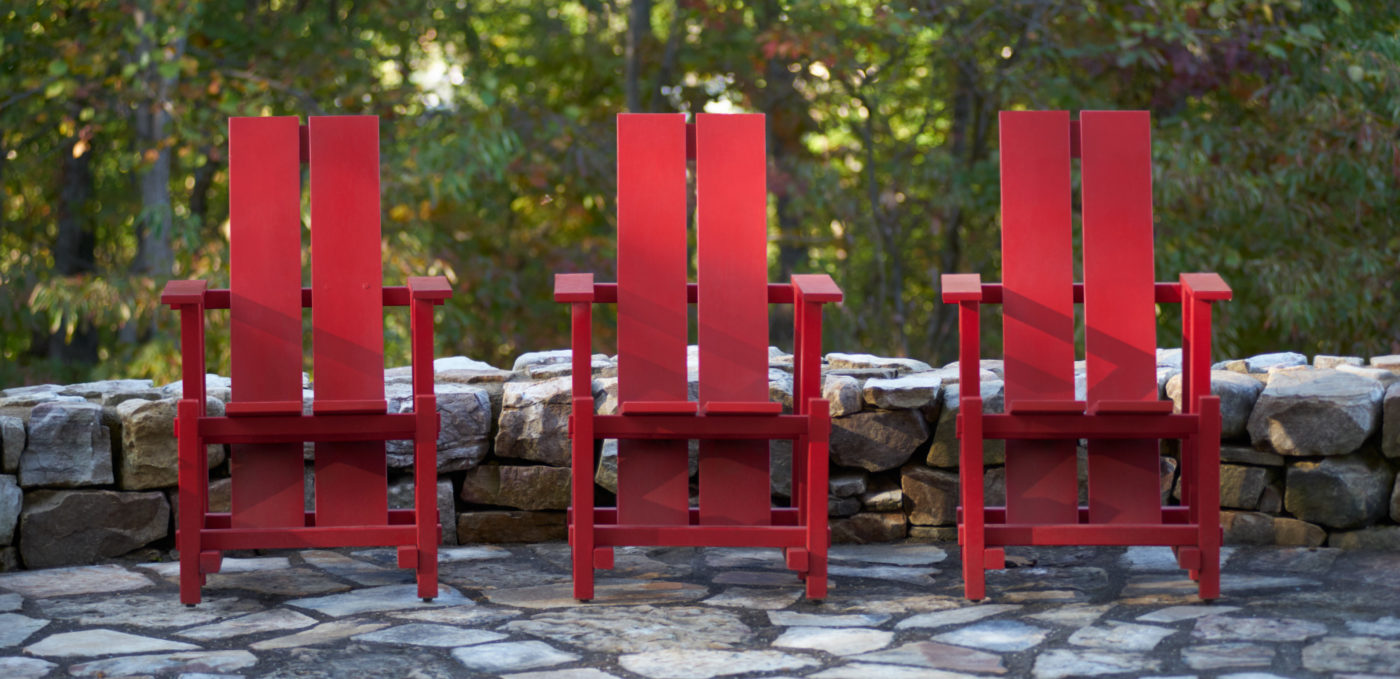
[625,0,652,112]
[44,135,99,364]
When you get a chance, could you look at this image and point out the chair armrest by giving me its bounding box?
[161,280,208,307]
[407,276,452,301]
[1180,273,1231,301]
[791,274,842,303]
[941,273,983,303]
[555,273,596,303]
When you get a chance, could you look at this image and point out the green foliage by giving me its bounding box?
[2,0,1396,386]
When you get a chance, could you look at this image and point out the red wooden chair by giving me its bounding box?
[555,113,841,601]
[942,110,1231,600]
[161,116,450,605]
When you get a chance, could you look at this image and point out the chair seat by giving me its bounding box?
[1089,400,1175,415]
[312,399,388,415]
[618,401,700,416]
[225,400,302,417]
[1006,400,1086,415]
[704,401,783,416]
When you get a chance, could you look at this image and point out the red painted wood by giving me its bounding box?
[227,116,306,530]
[618,401,700,416]
[704,402,783,415]
[309,116,389,527]
[969,506,1192,524]
[998,111,1078,525]
[984,524,1200,546]
[696,113,771,526]
[980,413,1199,439]
[615,114,691,525]
[1081,111,1160,524]
[960,394,986,600]
[580,507,801,526]
[593,414,810,439]
[595,525,807,548]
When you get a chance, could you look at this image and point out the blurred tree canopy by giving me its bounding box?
[2,0,1397,385]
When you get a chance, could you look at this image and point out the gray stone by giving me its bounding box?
[902,464,958,526]
[299,550,403,587]
[829,495,861,517]
[896,604,1021,629]
[1137,605,1241,623]
[859,477,903,512]
[848,641,1005,674]
[24,628,198,657]
[159,373,233,402]
[1303,636,1400,673]
[1221,511,1275,545]
[453,640,578,674]
[826,353,932,375]
[1165,371,1262,439]
[1384,383,1400,459]
[1241,351,1307,374]
[0,475,19,545]
[1068,621,1175,651]
[926,379,1005,467]
[1338,364,1400,387]
[0,612,47,647]
[18,401,112,487]
[513,349,607,372]
[67,650,256,677]
[1329,525,1400,550]
[863,374,942,410]
[354,622,506,647]
[391,605,520,627]
[829,470,868,498]
[0,415,24,474]
[249,619,389,650]
[19,489,168,568]
[830,409,930,472]
[483,578,708,609]
[831,512,906,543]
[619,649,818,679]
[504,671,620,679]
[0,592,18,611]
[702,587,802,610]
[1033,649,1160,679]
[1394,474,1400,523]
[201,568,351,597]
[505,605,750,652]
[1316,355,1365,369]
[0,658,55,679]
[830,543,947,565]
[458,510,566,543]
[1374,354,1400,373]
[385,382,491,472]
[0,563,152,597]
[1220,445,1284,466]
[386,477,457,545]
[1247,368,1384,456]
[495,377,574,466]
[812,663,987,679]
[823,375,861,416]
[115,397,225,490]
[767,611,891,627]
[38,592,256,628]
[1272,517,1327,547]
[772,626,893,656]
[177,608,319,640]
[0,389,85,419]
[1193,615,1327,641]
[1346,616,1400,637]
[461,464,570,510]
[1285,451,1394,529]
[828,563,936,586]
[287,583,467,616]
[933,619,1048,652]
[1181,642,1275,670]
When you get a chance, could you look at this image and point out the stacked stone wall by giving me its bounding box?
[1,349,1398,570]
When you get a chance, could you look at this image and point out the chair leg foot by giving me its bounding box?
[422,597,435,603]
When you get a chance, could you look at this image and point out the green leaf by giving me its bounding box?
[157,60,180,81]
[1332,0,1354,15]
[47,59,68,77]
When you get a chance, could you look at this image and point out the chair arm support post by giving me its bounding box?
[1180,272,1228,415]
[407,275,453,302]
[957,300,982,399]
[792,274,840,416]
[570,302,594,403]
[161,279,210,405]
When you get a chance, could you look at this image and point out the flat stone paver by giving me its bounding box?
[0,541,1393,677]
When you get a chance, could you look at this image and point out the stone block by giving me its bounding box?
[456,510,566,543]
[1383,383,1400,459]
[908,526,958,542]
[822,375,861,417]
[1,415,24,474]
[1221,511,1275,545]
[115,397,225,490]
[1272,517,1326,548]
[1327,526,1400,550]
[831,512,906,544]
[825,353,932,375]
[862,374,942,411]
[18,402,112,488]
[1219,464,1269,510]
[1284,451,1394,529]
[494,377,573,466]
[385,383,490,472]
[386,477,457,545]
[1314,355,1364,369]
[0,475,19,545]
[19,489,168,568]
[858,474,902,512]
[1247,368,1384,456]
[926,380,1005,468]
[902,464,958,526]
[461,464,570,511]
[830,409,930,473]
[1165,371,1263,440]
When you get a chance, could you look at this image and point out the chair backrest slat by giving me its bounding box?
[308,115,388,526]
[998,111,1079,525]
[615,114,691,525]
[1081,110,1161,523]
[226,116,307,528]
[695,113,770,525]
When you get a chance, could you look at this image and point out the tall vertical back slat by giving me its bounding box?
[227,116,306,527]
[695,113,770,525]
[309,115,388,526]
[999,111,1079,525]
[615,114,690,525]
[1081,110,1161,523]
